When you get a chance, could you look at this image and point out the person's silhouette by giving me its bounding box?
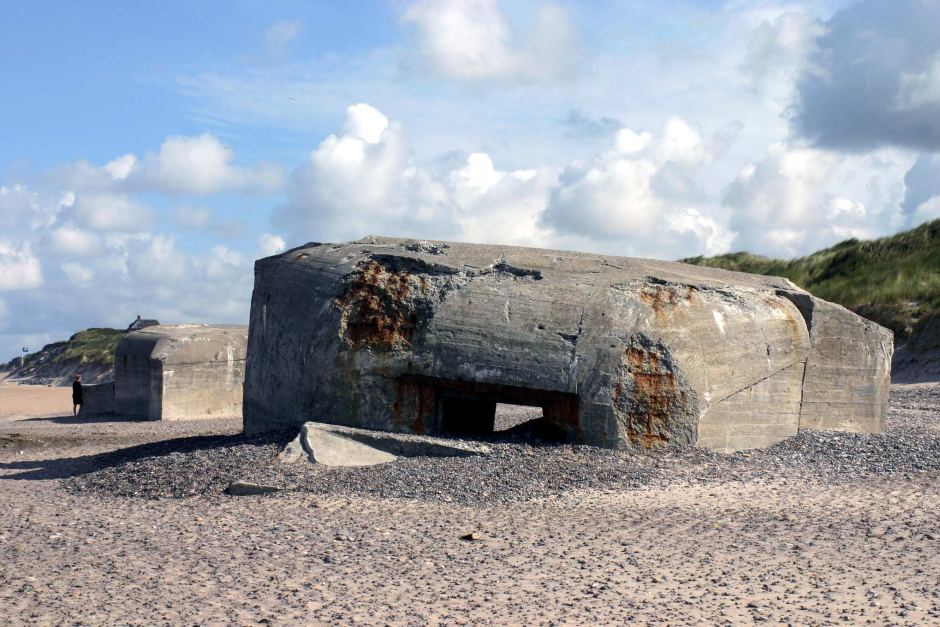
[72,374,84,416]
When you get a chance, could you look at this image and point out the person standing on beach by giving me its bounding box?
[72,374,84,416]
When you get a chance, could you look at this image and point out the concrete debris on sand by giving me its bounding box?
[296,425,397,467]
[278,421,491,467]
[65,385,940,505]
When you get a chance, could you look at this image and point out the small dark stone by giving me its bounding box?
[225,481,280,496]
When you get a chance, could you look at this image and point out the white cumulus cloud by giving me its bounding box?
[103,154,138,181]
[542,117,731,257]
[913,196,940,223]
[258,233,286,256]
[275,103,456,241]
[402,0,579,82]
[275,103,556,245]
[742,7,821,92]
[47,224,100,256]
[0,184,58,230]
[203,245,245,280]
[68,192,154,232]
[897,53,940,110]
[128,236,187,284]
[134,133,284,195]
[723,144,912,256]
[0,242,42,291]
[60,261,93,284]
[50,135,284,197]
[448,152,552,245]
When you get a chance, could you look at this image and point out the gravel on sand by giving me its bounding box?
[64,384,940,503]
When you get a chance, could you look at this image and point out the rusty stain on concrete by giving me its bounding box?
[336,259,427,351]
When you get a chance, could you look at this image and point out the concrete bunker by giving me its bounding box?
[108,324,249,420]
[243,237,893,452]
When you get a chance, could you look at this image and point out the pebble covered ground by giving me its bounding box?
[1,382,938,625]
[64,384,940,504]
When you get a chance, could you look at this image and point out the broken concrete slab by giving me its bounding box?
[244,237,893,452]
[303,424,398,467]
[276,432,308,464]
[279,422,489,466]
[308,422,491,457]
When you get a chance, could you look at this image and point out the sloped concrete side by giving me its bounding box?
[697,362,805,452]
[597,280,812,450]
[780,293,893,433]
[243,255,352,435]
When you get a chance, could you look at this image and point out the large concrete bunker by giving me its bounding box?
[243,237,893,452]
[114,324,248,420]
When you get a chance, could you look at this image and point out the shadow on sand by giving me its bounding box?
[0,433,258,481]
[19,412,147,425]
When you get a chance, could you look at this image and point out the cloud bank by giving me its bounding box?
[4,0,940,360]
[792,0,940,152]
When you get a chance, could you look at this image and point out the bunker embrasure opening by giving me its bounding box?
[406,377,580,439]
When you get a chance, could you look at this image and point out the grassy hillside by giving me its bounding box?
[2,327,126,385]
[54,328,126,367]
[682,218,940,341]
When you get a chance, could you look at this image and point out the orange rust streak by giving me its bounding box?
[337,260,428,351]
[619,345,682,449]
[638,284,693,323]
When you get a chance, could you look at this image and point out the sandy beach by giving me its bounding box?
[1,381,938,625]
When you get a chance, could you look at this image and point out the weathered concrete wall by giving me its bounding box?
[779,292,893,433]
[115,325,247,420]
[114,333,162,418]
[80,382,114,415]
[243,237,893,451]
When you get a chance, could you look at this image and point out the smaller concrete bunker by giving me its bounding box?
[243,237,893,452]
[113,324,248,420]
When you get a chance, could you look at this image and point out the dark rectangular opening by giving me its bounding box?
[398,375,579,440]
[439,396,497,435]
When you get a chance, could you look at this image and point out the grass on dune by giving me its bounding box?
[53,328,126,367]
[682,219,940,340]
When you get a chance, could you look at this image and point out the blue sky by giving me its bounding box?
[2,0,940,359]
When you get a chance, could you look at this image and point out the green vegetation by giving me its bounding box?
[682,218,940,340]
[53,328,126,367]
